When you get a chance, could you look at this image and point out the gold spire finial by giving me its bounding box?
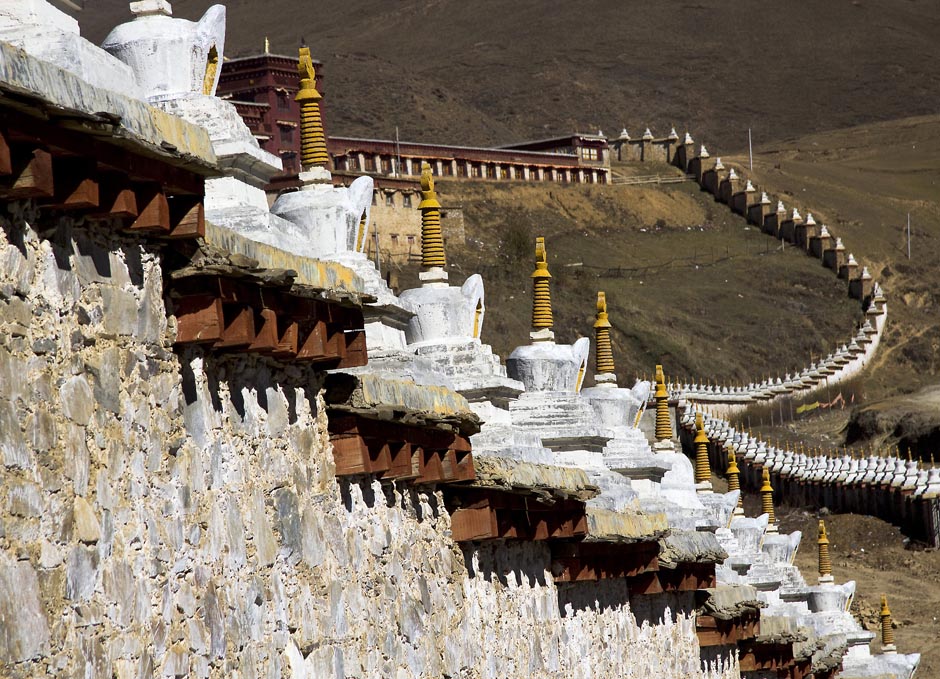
[296,47,329,169]
[880,594,896,651]
[726,447,742,509]
[760,467,775,525]
[694,412,711,484]
[264,36,270,54]
[418,162,445,270]
[654,365,672,441]
[530,237,553,332]
[594,292,615,375]
[818,520,832,581]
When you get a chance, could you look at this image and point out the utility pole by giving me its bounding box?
[395,126,402,177]
[907,213,911,259]
[372,222,381,276]
[748,128,753,172]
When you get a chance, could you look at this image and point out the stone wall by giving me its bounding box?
[0,203,735,678]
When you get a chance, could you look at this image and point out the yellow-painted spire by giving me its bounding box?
[264,36,270,54]
[726,448,742,508]
[760,467,775,525]
[654,365,672,441]
[531,237,553,332]
[418,162,445,270]
[594,292,615,375]
[818,520,832,581]
[880,594,896,650]
[694,412,711,484]
[296,47,329,169]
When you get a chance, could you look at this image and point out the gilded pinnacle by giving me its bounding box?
[531,237,553,332]
[296,47,329,169]
[726,448,742,509]
[818,520,832,581]
[654,365,671,441]
[694,412,711,484]
[419,162,446,270]
[594,292,615,375]
[881,594,896,650]
[760,467,775,525]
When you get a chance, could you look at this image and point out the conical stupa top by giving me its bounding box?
[643,127,654,140]
[715,157,724,170]
[594,292,615,375]
[530,237,553,332]
[684,132,694,144]
[419,162,445,270]
[745,179,756,192]
[296,47,329,169]
[777,200,786,212]
[700,145,709,158]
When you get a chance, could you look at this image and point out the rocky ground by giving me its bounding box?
[780,508,940,678]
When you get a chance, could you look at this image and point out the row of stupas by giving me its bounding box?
[116,4,916,674]
[675,403,921,679]
[1,2,919,676]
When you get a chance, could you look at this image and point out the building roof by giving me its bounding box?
[495,132,609,150]
[327,135,595,164]
[223,52,322,66]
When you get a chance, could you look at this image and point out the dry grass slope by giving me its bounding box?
[77,0,940,151]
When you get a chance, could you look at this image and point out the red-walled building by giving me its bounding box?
[217,51,324,175]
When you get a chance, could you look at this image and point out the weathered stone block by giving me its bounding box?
[0,553,49,663]
[60,374,95,425]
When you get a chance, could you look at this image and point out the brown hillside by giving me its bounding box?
[398,173,862,387]
[725,114,940,399]
[77,1,940,151]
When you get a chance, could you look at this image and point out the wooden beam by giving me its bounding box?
[45,157,99,210]
[167,196,205,239]
[174,294,223,344]
[0,129,11,176]
[0,147,54,200]
[1,108,207,195]
[130,184,170,233]
[94,172,138,218]
[247,308,279,353]
[451,506,497,542]
[215,305,255,348]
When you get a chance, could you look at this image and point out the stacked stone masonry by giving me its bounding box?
[0,3,920,679]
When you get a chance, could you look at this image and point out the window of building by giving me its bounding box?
[442,163,453,176]
[277,92,289,110]
[390,234,399,242]
[364,157,376,171]
[582,147,599,161]
[457,163,467,177]
[381,158,392,174]
[385,193,394,207]
[470,164,480,178]
[402,194,412,208]
[407,235,415,244]
[347,156,359,171]
[280,126,293,143]
[280,151,297,174]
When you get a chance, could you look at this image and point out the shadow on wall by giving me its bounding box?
[559,585,697,625]
[179,349,319,425]
[461,542,550,590]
